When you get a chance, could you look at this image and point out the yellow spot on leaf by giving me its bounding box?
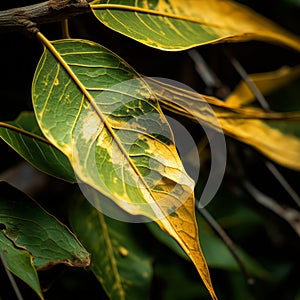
[118,246,129,257]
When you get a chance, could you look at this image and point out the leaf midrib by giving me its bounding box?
[0,122,52,144]
[89,3,245,30]
[36,34,178,221]
[96,209,125,300]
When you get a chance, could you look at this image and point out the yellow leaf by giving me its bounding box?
[226,65,300,107]
[158,196,217,300]
[148,79,300,170]
[90,0,300,51]
[219,118,300,170]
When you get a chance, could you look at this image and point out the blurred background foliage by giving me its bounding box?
[0,1,300,299]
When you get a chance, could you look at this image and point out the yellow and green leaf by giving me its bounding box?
[89,0,300,51]
[32,36,217,299]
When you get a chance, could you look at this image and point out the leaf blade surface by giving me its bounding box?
[0,181,90,270]
[152,79,300,170]
[0,232,44,300]
[32,37,217,299]
[0,112,75,182]
[90,0,300,51]
[69,193,153,300]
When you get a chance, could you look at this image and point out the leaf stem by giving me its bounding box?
[61,18,71,39]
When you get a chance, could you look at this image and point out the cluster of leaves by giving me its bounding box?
[1,0,300,299]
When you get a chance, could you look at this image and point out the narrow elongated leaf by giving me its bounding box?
[69,192,153,300]
[219,118,300,170]
[0,112,75,182]
[32,37,217,299]
[226,65,300,107]
[151,80,300,170]
[0,181,90,270]
[89,0,300,51]
[0,232,44,300]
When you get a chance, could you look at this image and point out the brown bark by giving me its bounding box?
[0,0,90,33]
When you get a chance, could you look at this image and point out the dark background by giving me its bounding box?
[1,1,300,299]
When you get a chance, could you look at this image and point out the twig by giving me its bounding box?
[226,48,300,210]
[188,49,230,98]
[224,49,271,111]
[265,161,300,209]
[188,50,221,89]
[0,0,90,33]
[196,205,255,286]
[244,181,300,237]
[0,250,24,300]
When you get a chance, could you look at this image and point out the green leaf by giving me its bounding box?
[32,36,218,299]
[69,192,153,300]
[0,232,44,300]
[0,181,90,269]
[0,112,75,182]
[89,0,300,51]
